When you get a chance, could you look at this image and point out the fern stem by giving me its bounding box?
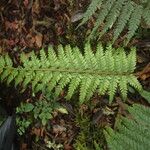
[1,67,134,76]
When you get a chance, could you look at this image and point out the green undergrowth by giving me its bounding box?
[16,92,68,135]
[74,112,105,150]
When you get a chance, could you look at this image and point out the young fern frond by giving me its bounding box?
[79,0,150,44]
[104,104,150,150]
[0,44,142,104]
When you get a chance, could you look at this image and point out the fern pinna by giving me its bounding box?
[0,44,142,103]
[79,0,150,44]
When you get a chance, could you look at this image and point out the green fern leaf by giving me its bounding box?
[80,0,148,42]
[84,43,98,69]
[5,54,13,67]
[1,69,11,81]
[46,72,62,92]
[0,56,5,68]
[95,43,106,71]
[98,77,110,95]
[104,104,150,150]
[7,70,18,85]
[32,72,44,90]
[55,74,71,97]
[14,68,25,87]
[0,44,142,103]
[34,72,53,93]
[105,45,114,72]
[128,75,142,91]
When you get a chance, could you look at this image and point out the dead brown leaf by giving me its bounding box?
[137,63,150,80]
[32,0,40,15]
[32,127,45,137]
[52,125,66,135]
[5,20,19,31]
[23,0,29,8]
[64,144,73,150]
[20,143,28,150]
[35,34,43,48]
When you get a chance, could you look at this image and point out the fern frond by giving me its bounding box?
[80,0,149,43]
[104,104,150,150]
[0,44,142,103]
[55,74,71,97]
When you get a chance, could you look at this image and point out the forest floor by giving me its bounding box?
[0,0,150,150]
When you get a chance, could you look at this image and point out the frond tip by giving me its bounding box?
[0,44,142,104]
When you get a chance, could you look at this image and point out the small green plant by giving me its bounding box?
[16,102,34,135]
[33,99,54,126]
[46,140,64,150]
[16,93,67,135]
[74,113,104,150]
[16,103,34,113]
[16,117,31,136]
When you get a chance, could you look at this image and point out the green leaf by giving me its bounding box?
[56,107,68,114]
[24,103,34,112]
[42,118,47,126]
